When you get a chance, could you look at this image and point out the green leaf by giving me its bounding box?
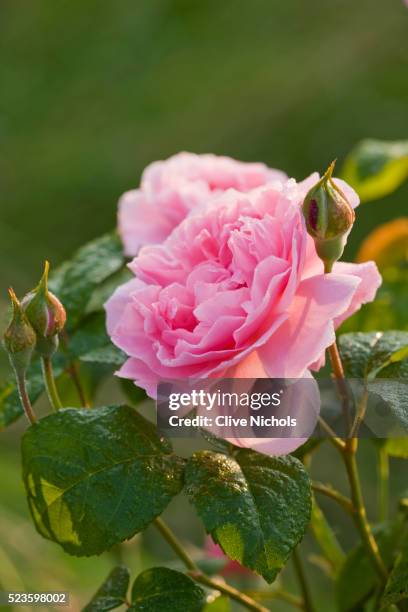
[22,405,184,556]
[367,379,408,434]
[338,331,380,378]
[66,312,111,359]
[341,139,408,203]
[49,232,125,329]
[338,332,408,435]
[198,429,236,454]
[69,313,125,367]
[86,267,133,315]
[128,567,205,612]
[381,535,408,609]
[203,595,231,611]
[119,379,147,406]
[82,566,130,611]
[80,345,126,367]
[336,522,400,611]
[184,450,311,583]
[338,331,408,379]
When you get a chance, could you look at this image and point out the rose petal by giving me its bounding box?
[104,277,146,335]
[258,273,360,377]
[332,261,382,327]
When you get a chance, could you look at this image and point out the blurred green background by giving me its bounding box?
[1,0,407,609]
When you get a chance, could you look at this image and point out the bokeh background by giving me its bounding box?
[1,1,407,609]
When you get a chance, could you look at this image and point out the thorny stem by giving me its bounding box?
[41,356,63,410]
[312,481,353,515]
[342,444,388,582]
[332,383,388,582]
[324,260,352,432]
[292,547,315,612]
[324,260,388,584]
[328,343,352,431]
[154,518,269,612]
[16,372,37,425]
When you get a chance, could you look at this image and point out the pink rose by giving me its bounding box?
[106,173,381,455]
[118,152,287,256]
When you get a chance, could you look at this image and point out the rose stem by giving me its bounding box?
[323,262,352,434]
[153,517,269,612]
[312,481,353,515]
[342,442,388,581]
[15,371,37,424]
[323,260,388,581]
[41,356,63,410]
[318,416,345,451]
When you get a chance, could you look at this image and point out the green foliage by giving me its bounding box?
[49,232,125,330]
[69,312,126,367]
[66,312,112,358]
[128,567,205,612]
[339,331,408,437]
[184,449,311,583]
[0,314,122,429]
[119,379,147,406]
[0,3,407,606]
[1,234,127,428]
[336,522,401,611]
[338,331,408,379]
[22,406,184,556]
[342,139,408,203]
[80,344,126,367]
[82,566,130,612]
[381,535,408,609]
[198,429,236,455]
[365,378,408,435]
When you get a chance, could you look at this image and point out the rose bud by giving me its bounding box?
[22,261,66,356]
[302,161,355,271]
[3,288,37,376]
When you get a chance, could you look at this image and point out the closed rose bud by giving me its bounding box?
[22,262,66,357]
[3,288,36,375]
[302,161,355,270]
